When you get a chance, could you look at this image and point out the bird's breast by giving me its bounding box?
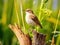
[25,15,36,26]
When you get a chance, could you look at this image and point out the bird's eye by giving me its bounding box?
[29,11,32,13]
[26,9,33,13]
[27,10,30,12]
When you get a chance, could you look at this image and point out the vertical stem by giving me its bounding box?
[47,0,53,9]
[14,0,20,27]
[54,10,60,34]
[2,0,7,24]
[51,36,55,45]
[16,10,20,26]
[40,0,44,9]
[20,0,25,32]
[51,10,60,45]
[39,0,44,21]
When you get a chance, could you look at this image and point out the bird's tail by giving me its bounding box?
[39,23,43,28]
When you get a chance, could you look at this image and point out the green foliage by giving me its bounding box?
[0,0,60,45]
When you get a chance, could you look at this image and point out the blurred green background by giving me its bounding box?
[0,0,60,45]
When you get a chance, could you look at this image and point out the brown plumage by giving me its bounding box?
[29,14,42,28]
[25,9,42,28]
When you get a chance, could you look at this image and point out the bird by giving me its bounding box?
[25,9,42,28]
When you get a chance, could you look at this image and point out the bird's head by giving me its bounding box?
[26,9,34,15]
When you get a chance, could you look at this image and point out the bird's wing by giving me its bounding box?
[29,14,42,28]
